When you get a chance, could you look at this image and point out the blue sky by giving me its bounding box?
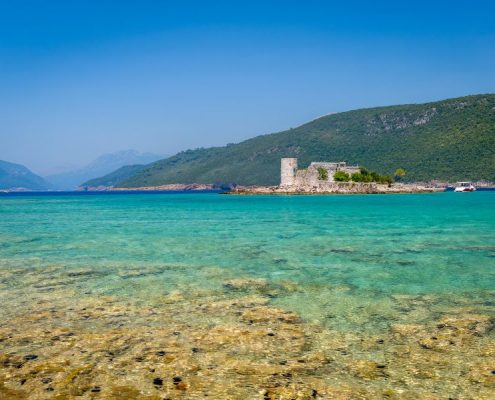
[1,0,494,175]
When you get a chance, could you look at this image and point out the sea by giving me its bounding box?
[0,191,494,398]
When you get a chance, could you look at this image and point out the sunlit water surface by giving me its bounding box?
[0,192,494,398]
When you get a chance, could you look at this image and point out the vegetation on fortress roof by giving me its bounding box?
[317,167,328,181]
[350,168,394,184]
[104,94,494,187]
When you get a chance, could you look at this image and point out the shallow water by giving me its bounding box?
[0,192,494,399]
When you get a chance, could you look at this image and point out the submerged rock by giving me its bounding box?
[346,359,388,380]
[241,306,299,324]
[390,324,425,336]
[161,290,185,303]
[223,278,269,291]
[468,363,495,387]
[438,314,494,336]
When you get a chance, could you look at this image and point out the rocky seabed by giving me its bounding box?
[0,269,494,399]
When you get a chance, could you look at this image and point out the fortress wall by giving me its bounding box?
[283,181,380,193]
[281,158,363,188]
[294,169,320,187]
[230,181,443,194]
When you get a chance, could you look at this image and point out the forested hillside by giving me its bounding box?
[117,94,495,186]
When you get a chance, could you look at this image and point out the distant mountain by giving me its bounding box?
[0,160,51,190]
[117,94,495,187]
[46,150,164,190]
[82,164,147,188]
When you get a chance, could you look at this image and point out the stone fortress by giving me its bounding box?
[280,158,361,189]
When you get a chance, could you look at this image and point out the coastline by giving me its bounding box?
[80,183,220,192]
[227,182,445,195]
[5,183,495,195]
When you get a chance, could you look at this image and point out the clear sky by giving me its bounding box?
[1,0,494,175]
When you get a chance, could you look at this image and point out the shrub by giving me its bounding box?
[317,167,328,181]
[351,172,363,182]
[351,172,371,182]
[394,168,407,181]
[352,171,392,184]
[334,171,350,182]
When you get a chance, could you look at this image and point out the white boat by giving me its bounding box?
[454,182,476,192]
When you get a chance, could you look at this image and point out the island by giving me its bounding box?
[228,158,444,194]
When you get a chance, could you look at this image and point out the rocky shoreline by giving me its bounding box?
[227,182,445,195]
[80,183,221,192]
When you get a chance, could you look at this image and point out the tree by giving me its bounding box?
[334,171,350,182]
[370,172,381,182]
[379,175,393,185]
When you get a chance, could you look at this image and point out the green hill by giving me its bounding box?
[82,164,147,187]
[118,94,495,187]
[0,160,51,190]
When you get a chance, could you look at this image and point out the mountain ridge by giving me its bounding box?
[91,94,494,187]
[0,160,52,190]
[82,164,148,188]
[46,150,164,190]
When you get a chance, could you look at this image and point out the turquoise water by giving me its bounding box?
[1,191,495,398]
[1,192,494,330]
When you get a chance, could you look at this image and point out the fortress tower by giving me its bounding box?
[280,158,298,187]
